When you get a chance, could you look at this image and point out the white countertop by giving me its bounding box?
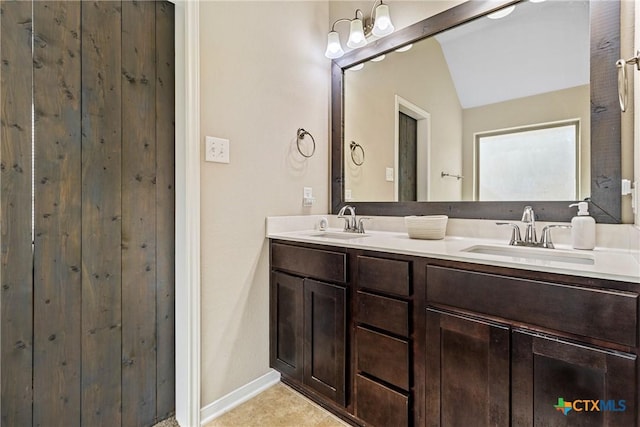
[267,219,640,285]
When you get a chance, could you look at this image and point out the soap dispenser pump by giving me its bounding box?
[569,202,595,250]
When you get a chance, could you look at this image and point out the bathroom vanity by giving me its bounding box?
[268,226,639,427]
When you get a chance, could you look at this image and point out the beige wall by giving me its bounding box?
[344,38,463,201]
[199,1,330,406]
[462,85,590,200]
[197,0,637,410]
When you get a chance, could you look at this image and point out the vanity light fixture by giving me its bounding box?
[371,54,386,62]
[325,1,395,59]
[349,63,365,71]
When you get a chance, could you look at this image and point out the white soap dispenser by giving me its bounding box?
[569,202,596,250]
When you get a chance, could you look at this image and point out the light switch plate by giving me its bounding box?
[205,136,230,163]
[345,189,352,201]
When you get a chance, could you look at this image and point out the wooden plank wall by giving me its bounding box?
[0,1,175,425]
[32,2,82,426]
[1,2,34,425]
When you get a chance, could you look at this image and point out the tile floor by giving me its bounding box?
[204,382,349,427]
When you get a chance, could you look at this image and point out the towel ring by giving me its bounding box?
[296,128,316,158]
[617,50,640,112]
[350,141,365,166]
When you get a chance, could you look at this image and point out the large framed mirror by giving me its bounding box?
[331,0,622,223]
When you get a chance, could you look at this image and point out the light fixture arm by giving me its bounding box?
[330,18,351,32]
[365,1,383,35]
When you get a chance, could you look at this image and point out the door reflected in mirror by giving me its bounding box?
[343,0,589,202]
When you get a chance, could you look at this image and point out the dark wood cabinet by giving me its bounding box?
[425,308,510,427]
[269,239,638,427]
[425,264,638,427]
[512,329,637,427]
[270,271,304,381]
[303,278,347,406]
[354,255,413,426]
[270,243,348,408]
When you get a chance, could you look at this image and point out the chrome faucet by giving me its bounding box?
[337,205,369,233]
[337,205,357,232]
[496,206,571,248]
[521,206,537,244]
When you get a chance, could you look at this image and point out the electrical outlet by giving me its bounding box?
[345,189,352,201]
[303,187,315,207]
[386,167,394,182]
[205,136,230,163]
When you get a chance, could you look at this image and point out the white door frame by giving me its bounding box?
[174,1,201,426]
[394,95,431,201]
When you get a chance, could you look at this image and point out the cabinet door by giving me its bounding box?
[270,272,303,381]
[426,308,510,427]
[512,329,637,427]
[303,279,347,406]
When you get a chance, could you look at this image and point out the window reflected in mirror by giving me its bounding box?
[476,121,579,201]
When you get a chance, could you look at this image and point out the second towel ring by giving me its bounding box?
[296,128,316,158]
[617,50,640,112]
[350,141,365,166]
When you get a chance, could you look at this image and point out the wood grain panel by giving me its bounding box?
[512,329,636,427]
[121,1,158,425]
[426,309,510,427]
[356,291,409,337]
[427,265,638,347]
[0,2,34,425]
[356,374,409,427]
[270,272,304,381]
[356,327,409,391]
[303,279,347,406]
[81,1,123,424]
[590,0,621,222]
[357,255,410,296]
[155,1,176,418]
[32,2,82,425]
[271,242,347,283]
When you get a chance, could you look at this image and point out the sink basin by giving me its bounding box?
[462,244,595,265]
[305,231,370,240]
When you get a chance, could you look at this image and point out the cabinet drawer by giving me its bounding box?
[356,374,408,427]
[271,243,346,283]
[357,327,409,391]
[427,265,638,347]
[356,291,409,337]
[358,256,410,296]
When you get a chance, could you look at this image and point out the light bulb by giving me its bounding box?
[347,19,367,49]
[324,31,344,59]
[487,5,515,19]
[372,4,394,37]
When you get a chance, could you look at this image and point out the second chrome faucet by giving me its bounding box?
[337,205,369,234]
[497,206,571,249]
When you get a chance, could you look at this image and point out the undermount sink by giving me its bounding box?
[462,244,595,265]
[305,231,370,240]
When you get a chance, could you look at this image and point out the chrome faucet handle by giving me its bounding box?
[496,222,523,245]
[357,217,371,234]
[521,206,534,223]
[337,205,356,231]
[521,206,537,243]
[540,224,572,249]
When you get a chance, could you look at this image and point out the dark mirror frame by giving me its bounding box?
[331,0,621,223]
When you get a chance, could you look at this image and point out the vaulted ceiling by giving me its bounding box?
[435,0,590,109]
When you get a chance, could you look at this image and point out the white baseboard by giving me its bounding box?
[199,369,281,426]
